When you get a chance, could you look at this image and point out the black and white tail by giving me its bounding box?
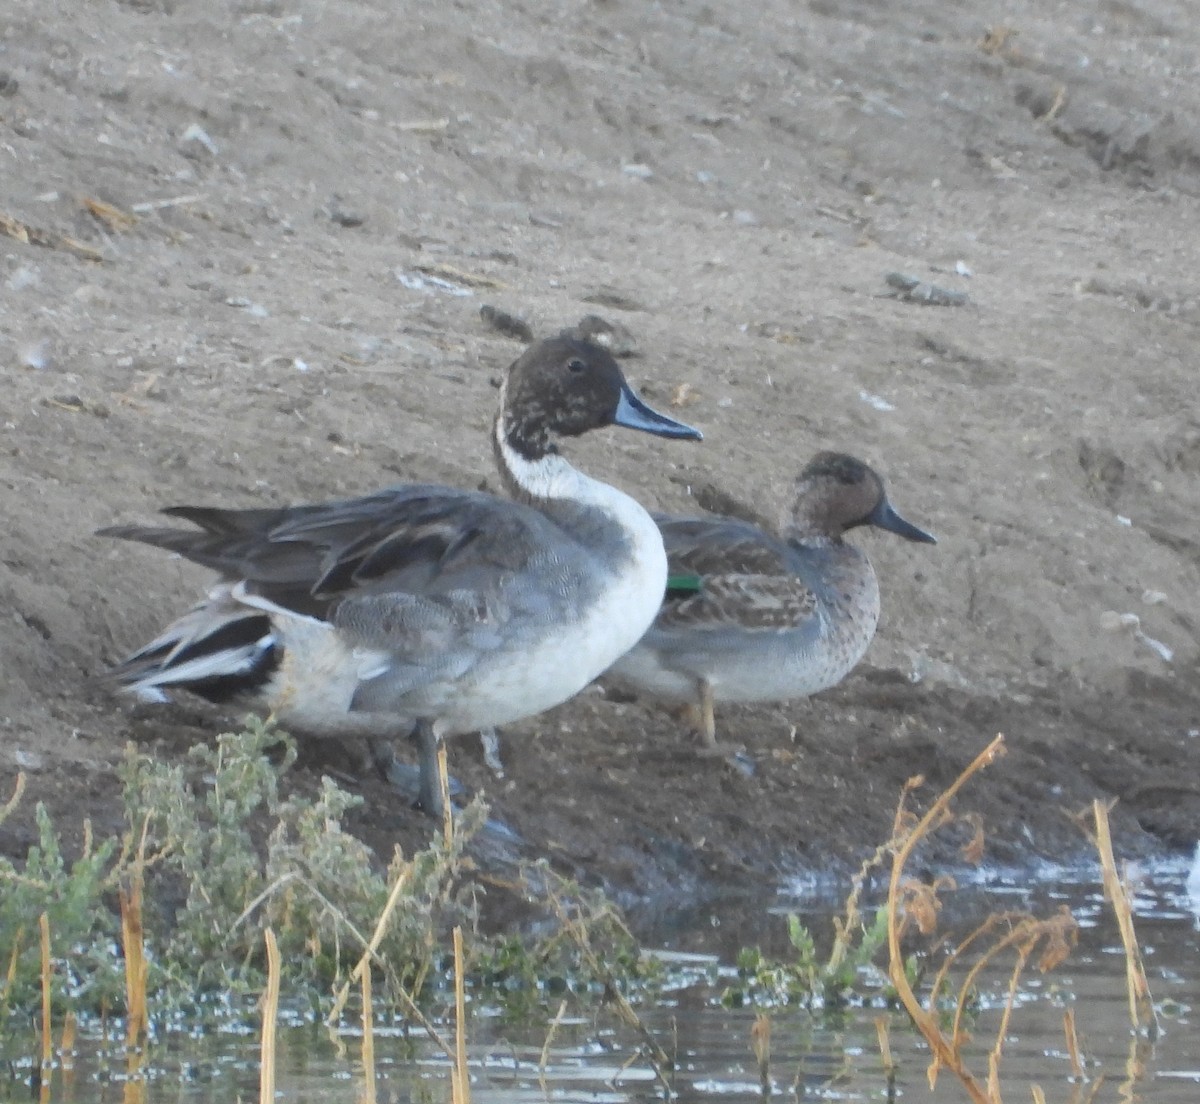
[107,582,280,704]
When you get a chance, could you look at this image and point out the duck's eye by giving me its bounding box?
[566,357,587,373]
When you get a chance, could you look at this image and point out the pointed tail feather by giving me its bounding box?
[106,584,280,705]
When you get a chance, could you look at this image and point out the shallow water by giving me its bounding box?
[10,855,1200,1103]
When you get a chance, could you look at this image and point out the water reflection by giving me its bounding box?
[6,858,1200,1103]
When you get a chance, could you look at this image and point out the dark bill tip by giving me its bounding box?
[614,383,703,441]
[870,499,938,544]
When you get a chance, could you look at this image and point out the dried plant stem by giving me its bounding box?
[874,1016,896,1097]
[1062,1008,1083,1079]
[39,913,52,1078]
[119,876,148,1050]
[828,836,894,975]
[59,1012,76,1070]
[885,734,1006,1104]
[360,967,376,1104]
[949,914,1063,1050]
[2,927,23,1009]
[327,861,414,1022]
[451,926,471,1104]
[543,881,673,1091]
[322,857,457,1067]
[985,945,1030,1101]
[750,1012,771,1095]
[1091,800,1157,1037]
[260,928,280,1104]
[1119,1035,1151,1102]
[539,1000,569,1093]
[0,772,26,828]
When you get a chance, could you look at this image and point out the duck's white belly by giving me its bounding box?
[437,506,668,732]
[444,553,665,731]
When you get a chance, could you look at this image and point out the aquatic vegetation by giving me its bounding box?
[0,720,485,1025]
[0,726,1169,1104]
[474,861,652,1000]
[723,735,1155,1103]
[722,823,913,1011]
[120,720,485,1005]
[725,906,894,1010]
[0,721,667,1046]
[0,782,126,1023]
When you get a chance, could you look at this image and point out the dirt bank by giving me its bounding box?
[2,0,1198,911]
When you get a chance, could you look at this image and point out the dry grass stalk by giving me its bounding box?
[359,966,377,1104]
[119,876,149,1050]
[827,833,896,977]
[260,928,281,1104]
[885,736,1001,1103]
[39,912,52,1077]
[542,879,674,1092]
[1089,800,1158,1038]
[883,734,1092,1104]
[323,854,459,1068]
[451,926,471,1104]
[59,1011,76,1070]
[416,261,507,290]
[327,859,413,1022]
[81,197,137,232]
[1118,1035,1150,1101]
[750,1012,771,1094]
[873,1016,895,1093]
[945,910,1077,1069]
[538,999,569,1093]
[0,772,25,827]
[1062,1009,1083,1079]
[2,927,22,1009]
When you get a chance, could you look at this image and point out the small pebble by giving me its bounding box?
[859,390,895,412]
[326,196,365,228]
[479,304,534,342]
[18,339,51,370]
[225,296,269,317]
[179,123,218,159]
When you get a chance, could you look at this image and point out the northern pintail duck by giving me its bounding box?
[608,452,935,751]
[100,336,701,815]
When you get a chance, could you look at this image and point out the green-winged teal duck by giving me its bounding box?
[608,451,935,751]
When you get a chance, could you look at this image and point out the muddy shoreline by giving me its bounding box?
[3,0,1199,914]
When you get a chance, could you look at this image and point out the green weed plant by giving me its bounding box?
[0,720,483,1027]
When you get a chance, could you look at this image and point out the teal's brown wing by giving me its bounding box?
[655,516,819,632]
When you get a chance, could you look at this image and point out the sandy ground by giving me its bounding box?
[2,0,1199,912]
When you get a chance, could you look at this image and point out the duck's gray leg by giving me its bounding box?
[480,727,504,777]
[413,718,444,819]
[366,735,399,778]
